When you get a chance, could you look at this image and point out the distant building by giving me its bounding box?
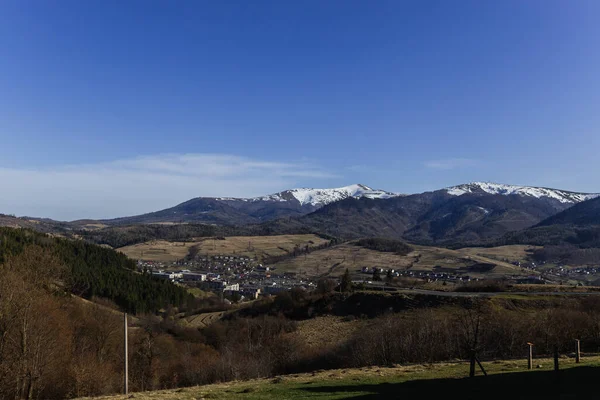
[152,271,183,281]
[182,272,207,282]
[240,287,262,300]
[201,280,239,292]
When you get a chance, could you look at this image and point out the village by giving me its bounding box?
[134,248,600,301]
[137,255,317,301]
[136,252,495,301]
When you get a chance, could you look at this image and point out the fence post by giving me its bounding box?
[575,339,581,363]
[124,312,128,395]
[553,346,559,372]
[527,342,533,370]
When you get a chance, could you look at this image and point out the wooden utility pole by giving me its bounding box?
[124,312,128,395]
[575,339,581,363]
[527,342,533,370]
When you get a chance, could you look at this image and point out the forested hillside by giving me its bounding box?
[0,227,192,313]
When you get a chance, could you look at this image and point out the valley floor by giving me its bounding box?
[80,355,600,400]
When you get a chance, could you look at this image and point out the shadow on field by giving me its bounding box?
[301,367,599,399]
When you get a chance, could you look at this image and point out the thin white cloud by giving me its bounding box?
[423,158,478,170]
[0,153,338,221]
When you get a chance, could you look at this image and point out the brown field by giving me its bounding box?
[288,315,368,350]
[118,234,535,278]
[459,245,541,263]
[183,310,227,328]
[117,234,330,262]
[273,243,531,278]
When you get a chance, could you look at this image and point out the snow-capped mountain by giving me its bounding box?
[245,184,399,206]
[446,182,599,204]
[102,181,598,240]
[299,182,600,243]
[106,184,401,225]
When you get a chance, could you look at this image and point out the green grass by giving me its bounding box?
[81,356,600,400]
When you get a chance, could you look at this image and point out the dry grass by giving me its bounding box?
[459,245,540,264]
[273,243,528,278]
[182,311,227,328]
[288,315,368,350]
[273,243,414,277]
[118,235,533,278]
[117,240,193,262]
[413,245,529,277]
[117,234,329,262]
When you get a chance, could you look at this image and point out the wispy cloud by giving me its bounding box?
[0,153,337,220]
[423,158,478,170]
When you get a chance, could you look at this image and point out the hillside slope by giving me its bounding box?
[536,195,600,227]
[295,183,595,243]
[0,227,192,313]
[494,196,600,248]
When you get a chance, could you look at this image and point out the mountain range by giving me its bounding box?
[101,182,597,227]
[101,184,400,225]
[3,182,599,247]
[284,183,598,244]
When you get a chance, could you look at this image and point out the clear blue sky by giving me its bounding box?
[1,1,599,220]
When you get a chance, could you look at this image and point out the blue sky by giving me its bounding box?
[1,1,599,220]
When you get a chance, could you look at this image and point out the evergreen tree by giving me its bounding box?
[341,268,353,292]
[372,268,382,281]
[386,269,394,283]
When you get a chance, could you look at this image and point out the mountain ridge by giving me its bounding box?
[100,181,599,226]
[2,181,599,247]
[445,182,599,203]
[217,183,400,206]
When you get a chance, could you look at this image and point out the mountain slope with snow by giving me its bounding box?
[248,184,399,206]
[295,182,600,244]
[99,181,599,242]
[104,184,401,225]
[446,182,599,204]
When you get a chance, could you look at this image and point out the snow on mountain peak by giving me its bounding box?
[446,182,599,203]
[251,184,400,206]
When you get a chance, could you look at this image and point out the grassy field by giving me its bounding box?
[118,234,535,279]
[460,245,541,264]
[79,356,600,400]
[273,243,530,278]
[117,234,330,263]
[273,243,413,277]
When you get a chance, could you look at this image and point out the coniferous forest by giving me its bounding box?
[0,227,192,313]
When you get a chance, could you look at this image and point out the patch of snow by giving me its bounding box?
[446,182,599,204]
[266,184,400,206]
[217,184,402,207]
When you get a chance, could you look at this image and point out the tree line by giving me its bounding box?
[261,239,339,264]
[0,227,193,314]
[354,237,413,255]
[77,222,328,249]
